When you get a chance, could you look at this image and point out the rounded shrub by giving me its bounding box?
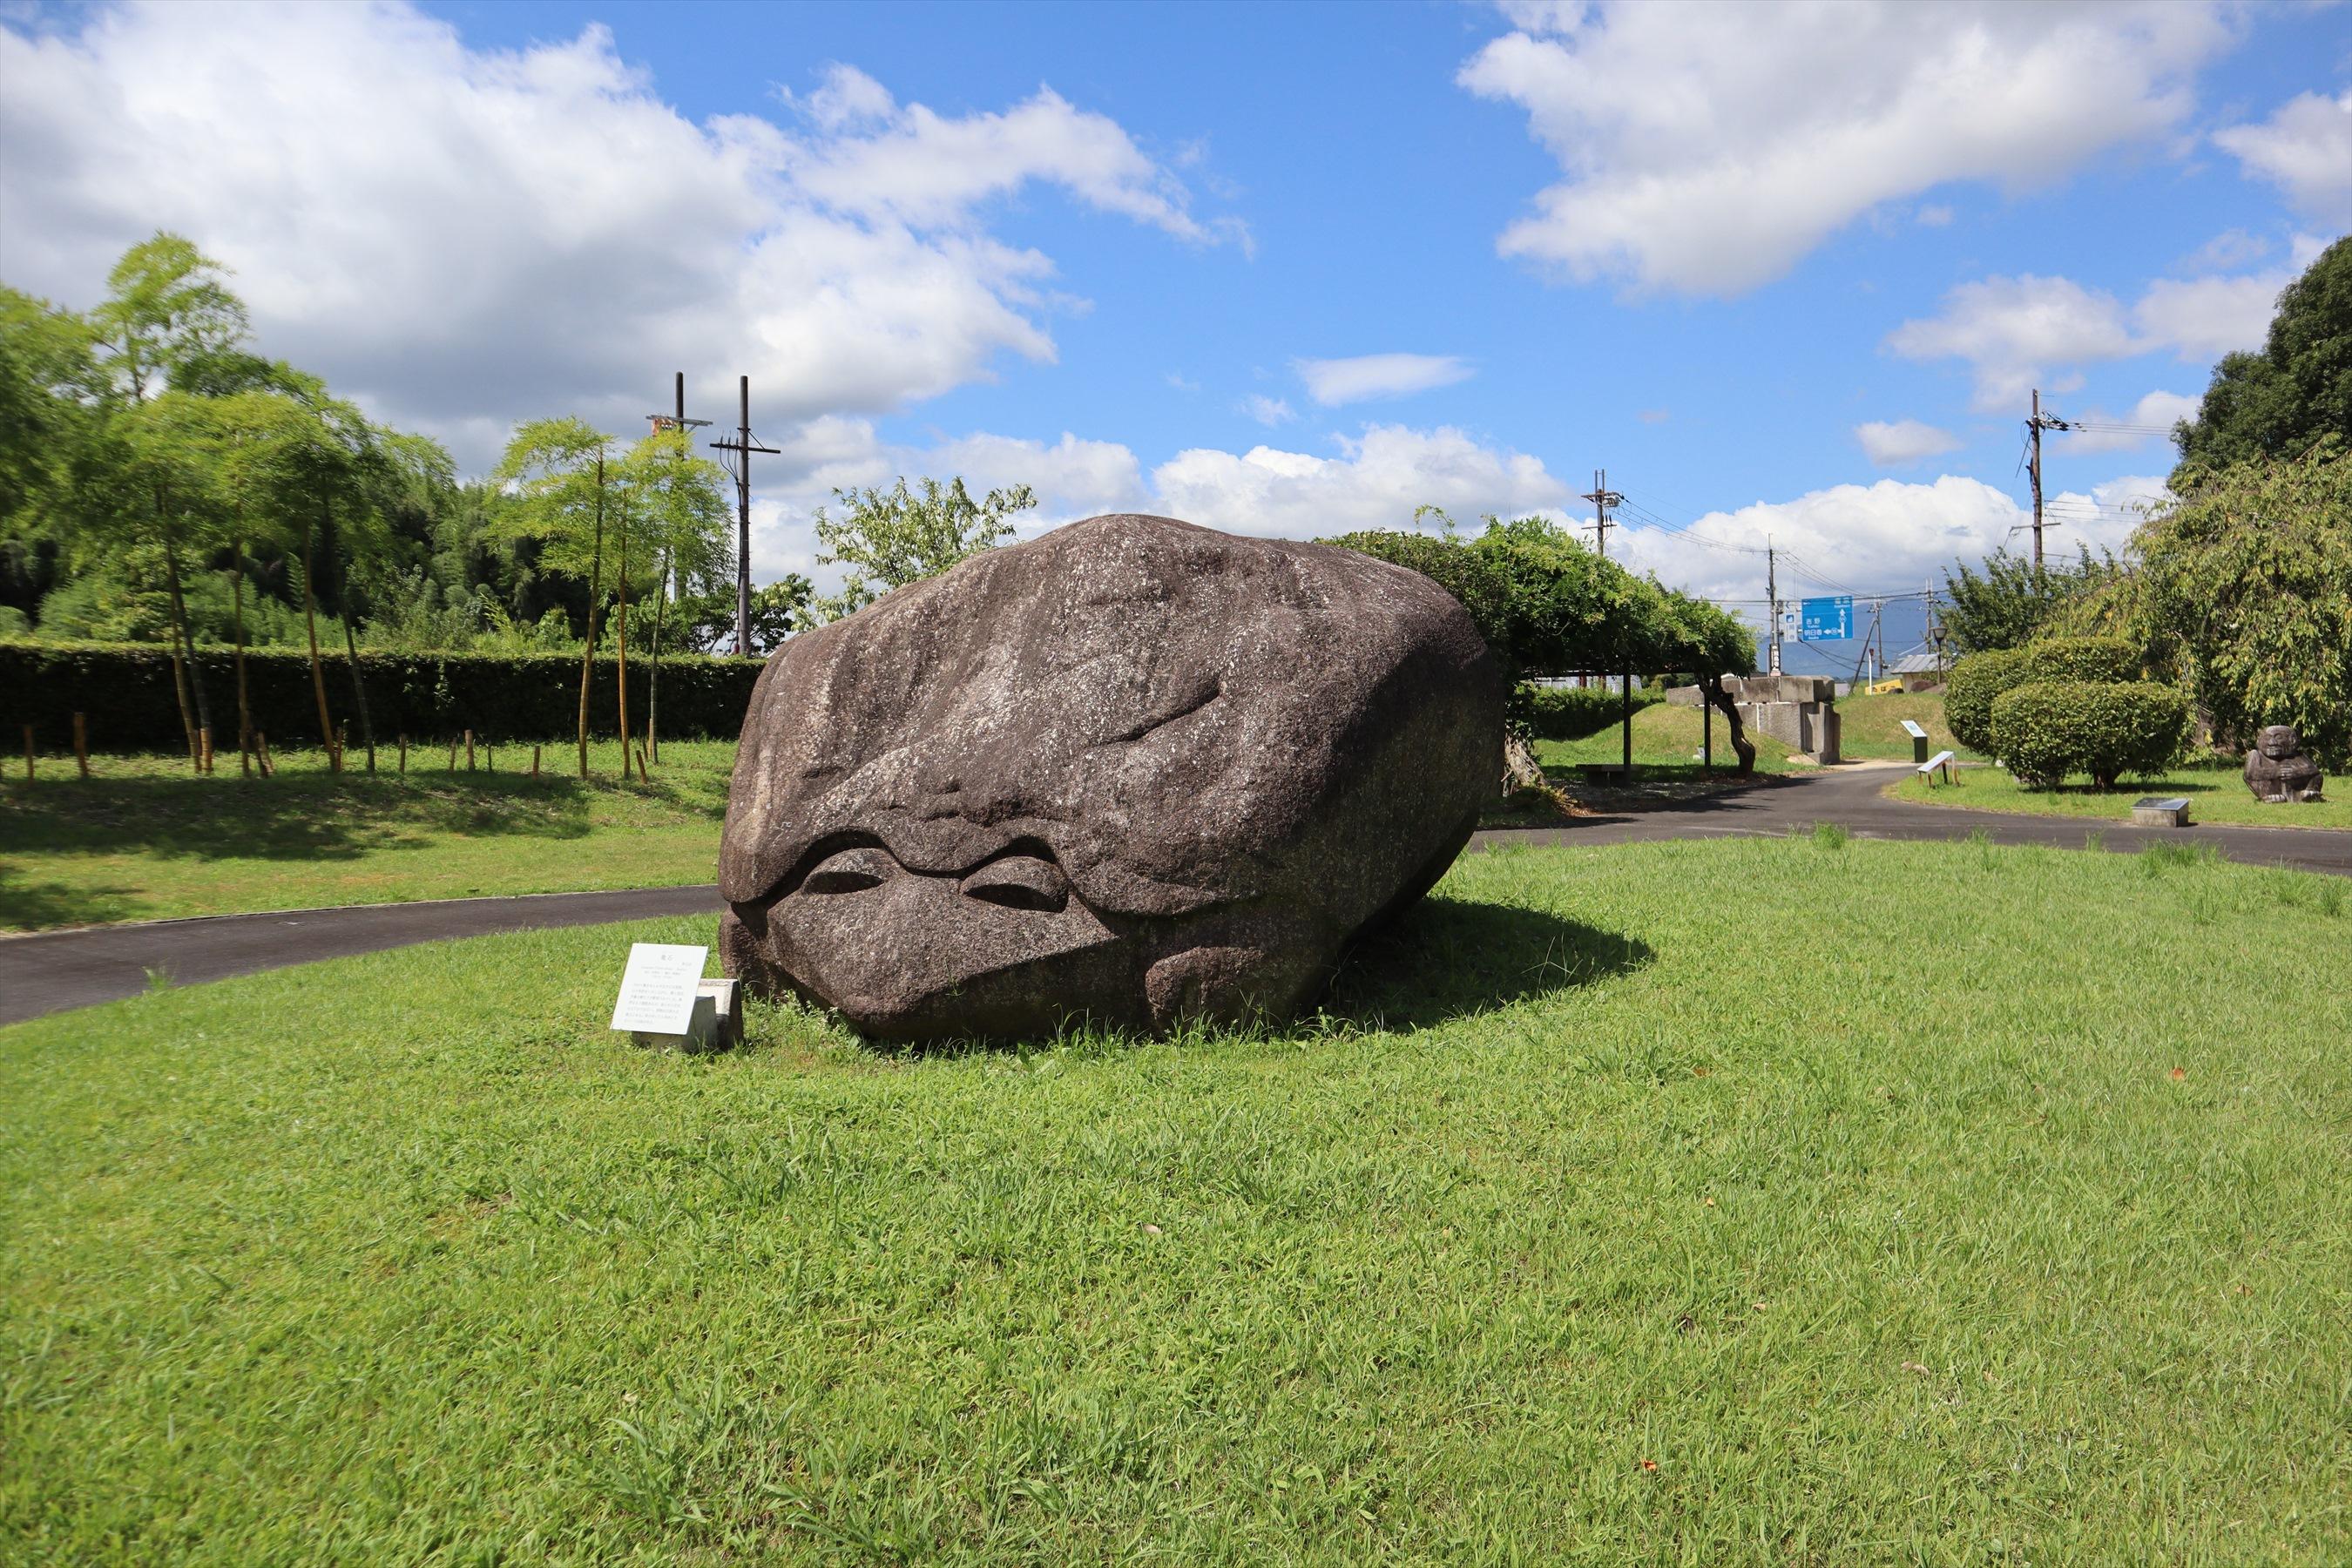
[1943,646,2030,754]
[2021,635,2139,686]
[1990,679,2191,789]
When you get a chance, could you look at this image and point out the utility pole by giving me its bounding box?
[1766,537,1781,676]
[709,375,778,659]
[1848,597,1883,691]
[2025,389,2073,571]
[1579,468,1622,559]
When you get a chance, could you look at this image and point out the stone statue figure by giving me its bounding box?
[719,513,1502,1040]
[2244,725,2325,802]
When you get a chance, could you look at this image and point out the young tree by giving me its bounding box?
[497,419,621,777]
[618,427,731,766]
[1941,544,2127,654]
[809,476,1036,621]
[87,233,249,407]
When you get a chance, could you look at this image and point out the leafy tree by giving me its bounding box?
[2134,440,2352,769]
[2173,236,2352,479]
[810,476,1036,622]
[496,419,623,777]
[1941,544,2126,654]
[0,286,100,549]
[87,233,249,406]
[618,427,731,765]
[674,577,813,654]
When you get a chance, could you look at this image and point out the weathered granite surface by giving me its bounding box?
[2245,725,2325,802]
[720,513,1502,1039]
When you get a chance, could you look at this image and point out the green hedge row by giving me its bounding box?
[1520,682,1662,741]
[1944,637,2140,754]
[0,640,765,751]
[1990,680,2191,789]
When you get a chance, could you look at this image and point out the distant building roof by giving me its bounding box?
[1889,652,1943,674]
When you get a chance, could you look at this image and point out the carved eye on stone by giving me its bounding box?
[958,854,1069,913]
[799,845,896,896]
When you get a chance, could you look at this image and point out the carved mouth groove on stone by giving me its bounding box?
[958,845,1070,913]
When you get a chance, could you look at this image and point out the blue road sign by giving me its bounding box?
[1799,595,1853,641]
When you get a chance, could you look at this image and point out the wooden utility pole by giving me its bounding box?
[709,376,778,659]
[1766,539,1782,676]
[2026,389,2073,571]
[1579,468,1622,559]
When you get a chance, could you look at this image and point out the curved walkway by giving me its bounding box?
[6,762,2347,1027]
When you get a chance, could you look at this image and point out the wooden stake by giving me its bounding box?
[20,724,31,781]
[199,726,214,774]
[532,744,541,778]
[636,741,652,780]
[398,734,408,774]
[73,713,90,780]
[257,731,274,777]
[465,729,475,772]
[448,739,458,773]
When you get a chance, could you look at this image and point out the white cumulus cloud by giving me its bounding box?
[2054,390,2200,456]
[1855,419,1961,468]
[1885,275,2142,410]
[2132,271,2286,361]
[1458,0,2234,295]
[0,3,1240,472]
[1240,394,1296,426]
[2214,89,2352,227]
[1293,353,1475,406]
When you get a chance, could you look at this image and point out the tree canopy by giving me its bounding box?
[2173,236,2352,479]
[1940,544,2127,654]
[810,476,1037,622]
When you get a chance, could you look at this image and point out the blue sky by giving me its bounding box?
[3,1,2348,670]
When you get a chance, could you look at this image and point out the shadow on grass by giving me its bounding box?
[1326,893,1651,1030]
[0,866,154,929]
[0,767,725,865]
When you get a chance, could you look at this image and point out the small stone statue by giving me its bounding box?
[2244,725,2325,802]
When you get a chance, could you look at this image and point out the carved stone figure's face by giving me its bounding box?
[723,833,1137,1039]
[2258,725,2300,760]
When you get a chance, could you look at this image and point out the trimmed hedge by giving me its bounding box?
[1943,647,2029,754]
[1990,679,2191,789]
[1945,637,2142,754]
[0,640,765,751]
[1522,682,1662,741]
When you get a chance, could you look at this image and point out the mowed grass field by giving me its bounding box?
[1834,690,1979,762]
[1889,755,2352,829]
[0,740,734,929]
[4,838,2346,1564]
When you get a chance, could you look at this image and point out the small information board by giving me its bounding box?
[611,943,709,1035]
[1899,719,1929,740]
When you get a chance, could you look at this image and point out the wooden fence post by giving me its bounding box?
[531,744,541,778]
[636,741,652,781]
[20,724,31,781]
[199,726,214,774]
[73,713,90,780]
[257,731,274,777]
[447,739,458,774]
[464,729,476,772]
[398,733,408,775]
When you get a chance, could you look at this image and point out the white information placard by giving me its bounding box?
[1900,719,1929,740]
[610,943,709,1035]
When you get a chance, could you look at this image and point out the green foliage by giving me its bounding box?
[1942,544,2128,653]
[2020,635,2139,685]
[1941,647,2030,754]
[2173,236,2351,478]
[672,577,815,655]
[1,640,762,747]
[1990,679,2191,789]
[1324,529,1514,657]
[86,232,249,405]
[811,476,1036,621]
[0,286,100,531]
[1520,682,1661,740]
[2132,441,2352,769]
[0,605,29,639]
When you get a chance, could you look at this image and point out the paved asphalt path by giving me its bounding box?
[5,762,2345,1027]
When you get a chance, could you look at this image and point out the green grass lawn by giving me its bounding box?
[1538,700,1803,779]
[5,838,2346,1564]
[0,739,733,929]
[1888,755,2352,830]
[1834,690,1980,761]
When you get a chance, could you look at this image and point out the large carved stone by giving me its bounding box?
[720,514,1502,1040]
[2244,724,2325,802]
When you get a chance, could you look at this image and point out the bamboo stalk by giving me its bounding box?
[73,713,89,780]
